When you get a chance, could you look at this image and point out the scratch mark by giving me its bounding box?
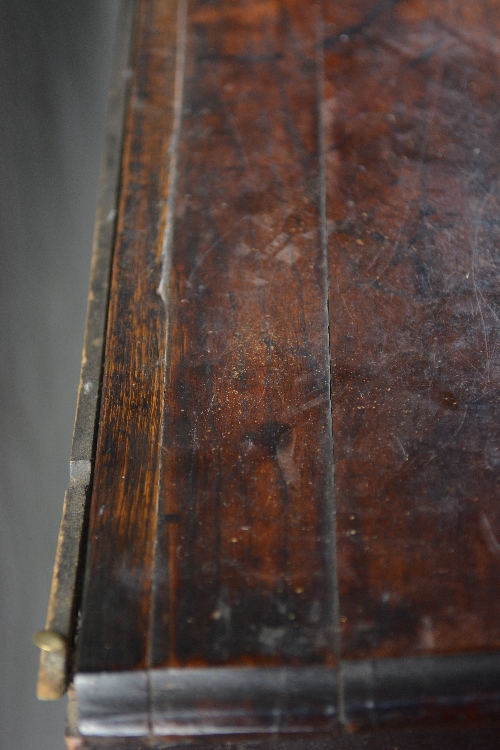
[394,436,408,461]
[160,444,175,456]
[187,235,224,283]
[158,0,188,304]
[470,190,495,382]
[340,293,355,324]
[454,350,485,382]
[205,392,216,414]
[480,512,500,555]
[286,395,329,419]
[277,430,298,485]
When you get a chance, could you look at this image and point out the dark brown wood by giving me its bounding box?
[69,0,500,744]
[342,651,500,731]
[73,652,500,736]
[78,0,180,672]
[79,0,337,676]
[324,0,500,660]
[151,0,336,669]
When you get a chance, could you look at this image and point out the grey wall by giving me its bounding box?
[0,2,120,747]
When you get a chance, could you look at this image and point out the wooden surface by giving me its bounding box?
[74,0,500,742]
[78,0,179,671]
[151,0,336,669]
[74,652,500,736]
[79,0,337,673]
[324,0,500,660]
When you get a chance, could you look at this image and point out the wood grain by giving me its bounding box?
[73,652,500,737]
[77,0,180,672]
[324,0,500,659]
[152,0,336,667]
[73,0,500,739]
[78,0,336,674]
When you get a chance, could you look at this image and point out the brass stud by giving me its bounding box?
[33,630,67,653]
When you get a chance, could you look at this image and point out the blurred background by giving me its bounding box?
[0,2,120,747]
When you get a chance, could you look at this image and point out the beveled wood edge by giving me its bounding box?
[37,0,137,701]
[342,650,500,730]
[75,668,339,737]
[72,652,500,738]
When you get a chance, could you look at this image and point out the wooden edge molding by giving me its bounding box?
[341,651,500,731]
[75,668,339,737]
[73,652,500,738]
[36,0,137,701]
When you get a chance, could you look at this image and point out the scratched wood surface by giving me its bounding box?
[77,0,500,705]
[77,0,180,671]
[324,0,500,659]
[151,0,336,668]
[78,0,336,673]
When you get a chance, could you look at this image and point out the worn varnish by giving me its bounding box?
[79,0,336,673]
[324,0,500,660]
[151,0,336,668]
[70,0,500,744]
[77,0,180,671]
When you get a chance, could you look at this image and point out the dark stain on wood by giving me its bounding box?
[324,0,500,658]
[151,0,336,667]
[74,0,500,738]
[77,0,180,672]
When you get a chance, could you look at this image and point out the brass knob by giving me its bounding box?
[33,630,68,653]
